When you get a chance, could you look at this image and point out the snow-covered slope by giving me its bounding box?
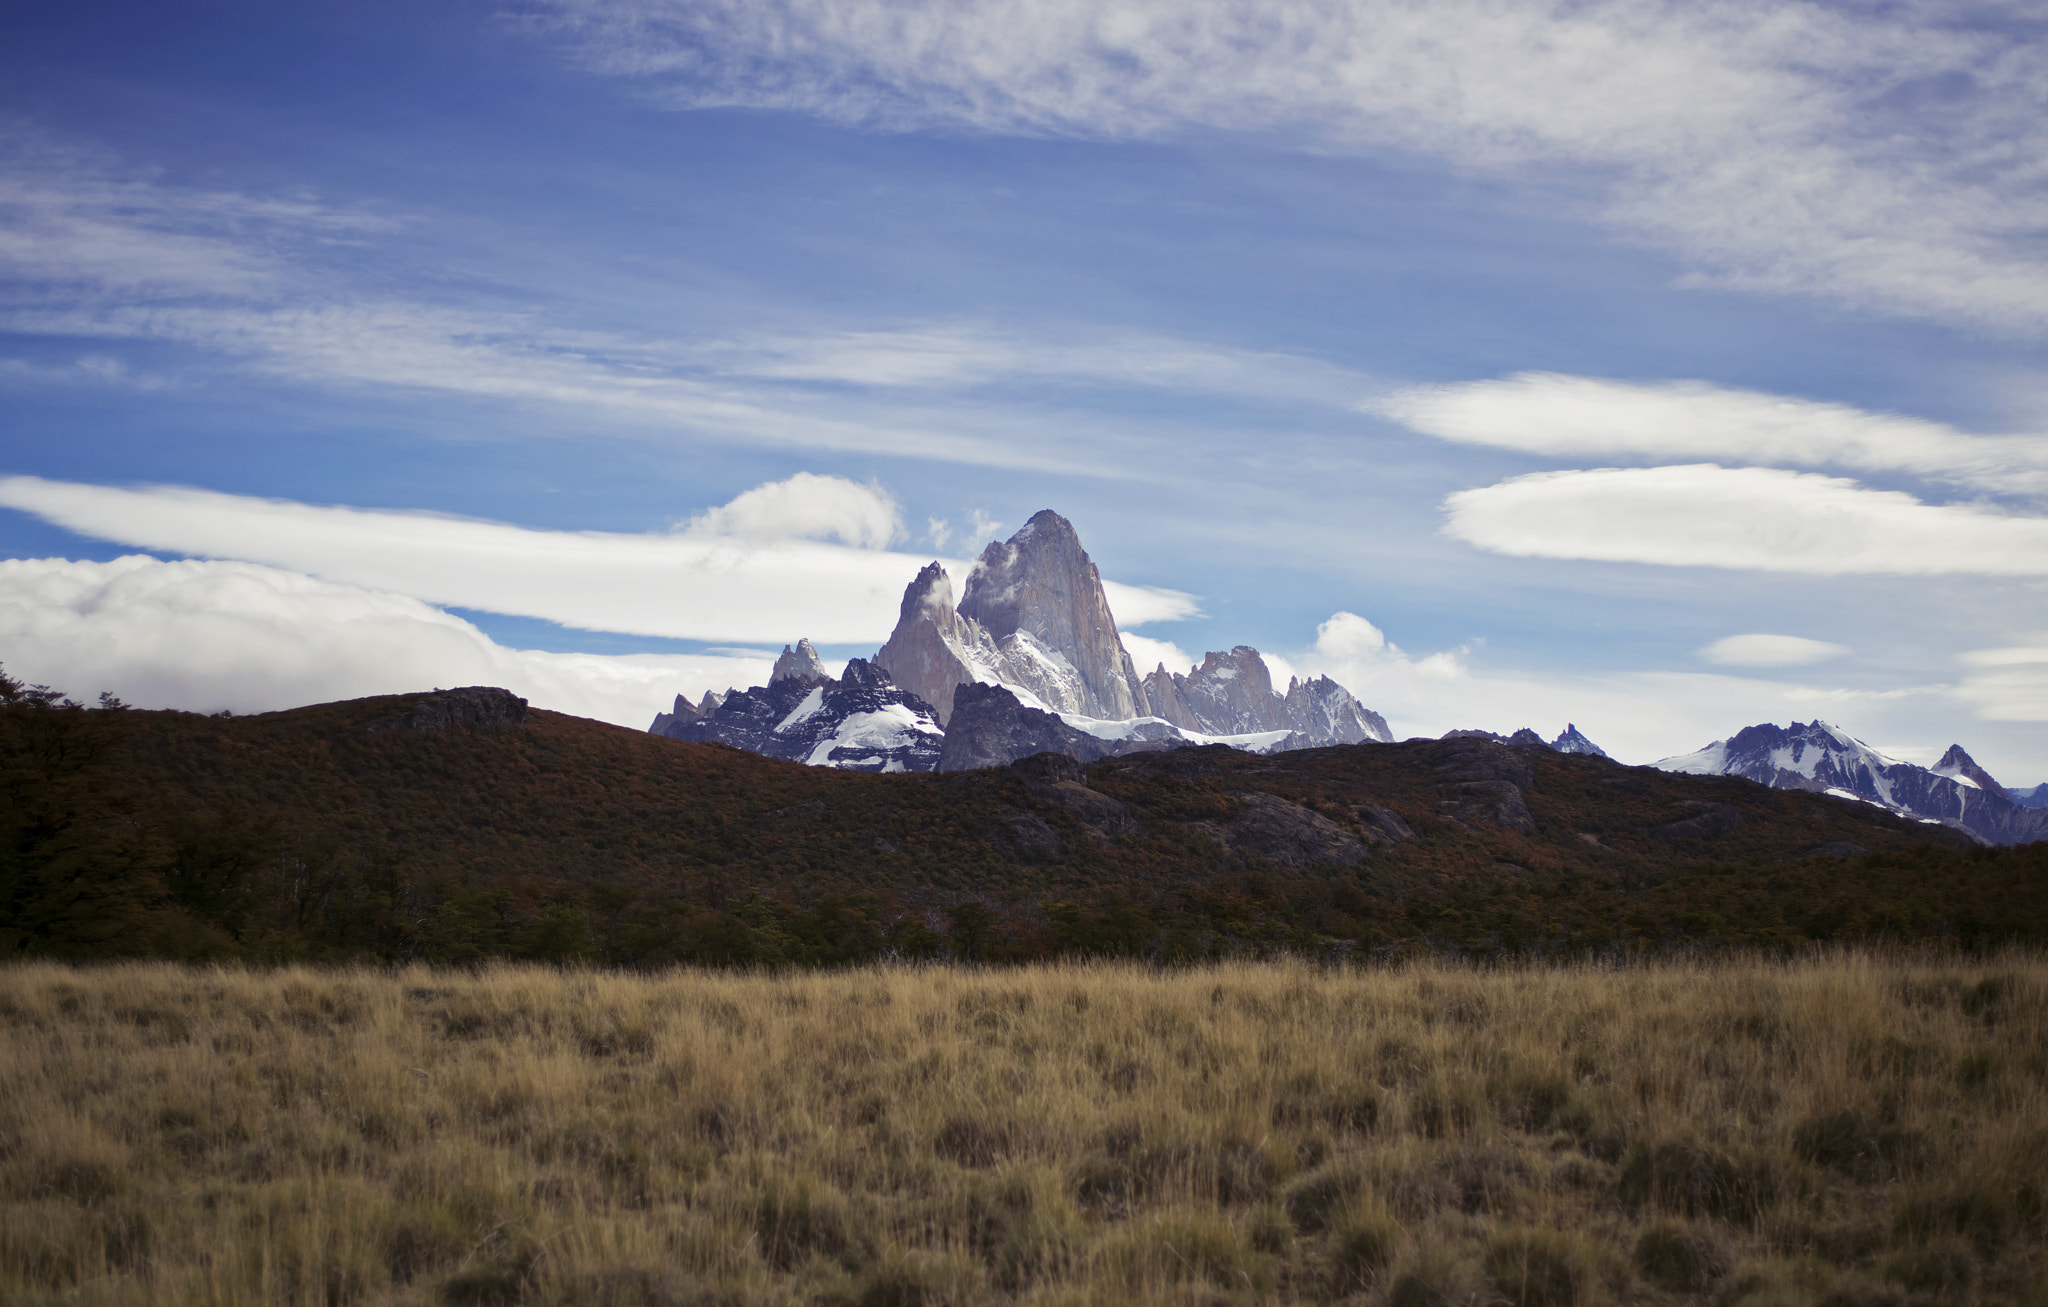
[653,656,943,772]
[1654,721,2047,846]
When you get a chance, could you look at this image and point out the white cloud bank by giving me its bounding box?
[0,473,1194,641]
[1375,374,2048,496]
[1701,633,1850,668]
[1289,610,2046,772]
[534,0,2048,332]
[1442,465,2048,575]
[0,555,769,727]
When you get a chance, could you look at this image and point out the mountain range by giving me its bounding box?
[644,510,2039,848]
[1655,720,2048,847]
[653,511,1391,771]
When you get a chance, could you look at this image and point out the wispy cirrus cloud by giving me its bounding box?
[0,472,1197,641]
[523,0,2048,332]
[1,132,1391,476]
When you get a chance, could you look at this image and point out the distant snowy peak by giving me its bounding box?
[2011,783,2048,809]
[653,656,943,772]
[771,639,831,686]
[1931,744,2003,794]
[1552,724,1608,757]
[1654,720,2047,847]
[1442,725,1609,758]
[1143,645,1392,746]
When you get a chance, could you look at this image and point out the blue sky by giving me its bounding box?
[3,0,2046,781]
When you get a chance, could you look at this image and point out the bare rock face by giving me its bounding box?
[1431,737,1537,832]
[1008,752,1135,839]
[956,511,1150,721]
[771,639,832,686]
[1177,647,1286,735]
[1646,802,1743,842]
[875,515,1151,725]
[874,562,984,724]
[1144,647,1393,746]
[1222,792,1368,867]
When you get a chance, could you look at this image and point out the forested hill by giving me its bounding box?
[3,684,2038,966]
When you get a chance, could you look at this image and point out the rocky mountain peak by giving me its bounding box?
[1552,724,1608,757]
[771,639,831,685]
[1932,743,2004,794]
[957,511,1148,721]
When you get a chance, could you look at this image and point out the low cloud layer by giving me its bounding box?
[1375,373,2048,496]
[534,0,2048,332]
[0,473,1195,642]
[1442,465,2048,575]
[0,555,769,727]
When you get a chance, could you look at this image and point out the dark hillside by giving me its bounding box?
[6,686,2038,964]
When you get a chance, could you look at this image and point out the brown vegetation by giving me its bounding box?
[3,954,2044,1305]
[8,684,2040,967]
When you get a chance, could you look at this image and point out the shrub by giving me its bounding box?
[1282,1161,1362,1233]
[1879,1240,1975,1294]
[1484,1227,1593,1307]
[1617,1137,1776,1220]
[752,1177,858,1271]
[1325,1201,1402,1293]
[1633,1220,1730,1292]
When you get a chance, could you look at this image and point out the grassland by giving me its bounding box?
[3,955,2044,1306]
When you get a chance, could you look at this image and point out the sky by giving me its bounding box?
[2,0,2045,783]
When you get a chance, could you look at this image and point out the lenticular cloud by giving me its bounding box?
[1442,465,2048,575]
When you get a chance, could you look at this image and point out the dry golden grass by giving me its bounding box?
[1,955,2043,1306]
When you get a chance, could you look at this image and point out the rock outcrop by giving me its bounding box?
[370,687,528,733]
[1431,736,1537,832]
[939,682,1162,773]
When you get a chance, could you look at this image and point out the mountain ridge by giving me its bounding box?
[1655,719,2048,847]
